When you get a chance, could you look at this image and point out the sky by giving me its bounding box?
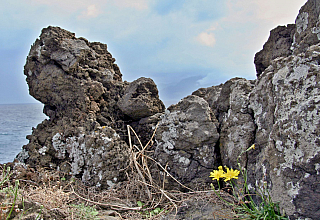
[0,0,308,106]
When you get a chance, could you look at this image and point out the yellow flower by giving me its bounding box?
[245,144,255,152]
[209,167,225,181]
[223,167,240,182]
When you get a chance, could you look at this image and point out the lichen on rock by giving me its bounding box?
[153,95,220,189]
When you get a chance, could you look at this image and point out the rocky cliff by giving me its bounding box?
[18,0,320,219]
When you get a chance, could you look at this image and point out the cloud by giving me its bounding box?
[196,32,216,47]
[28,0,88,12]
[79,5,101,18]
[29,0,149,11]
[86,5,99,17]
[186,0,227,22]
[219,0,308,60]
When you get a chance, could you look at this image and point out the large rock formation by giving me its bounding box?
[193,78,256,170]
[193,1,320,219]
[118,77,164,120]
[19,26,165,188]
[18,0,320,219]
[250,44,320,219]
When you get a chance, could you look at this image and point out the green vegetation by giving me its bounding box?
[0,165,23,220]
[210,144,288,220]
[137,201,166,219]
[70,203,99,220]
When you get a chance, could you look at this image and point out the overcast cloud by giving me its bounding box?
[0,0,307,106]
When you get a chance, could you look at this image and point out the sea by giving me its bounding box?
[0,103,48,164]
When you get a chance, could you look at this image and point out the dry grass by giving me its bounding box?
[24,184,70,210]
[0,163,235,220]
[0,124,236,219]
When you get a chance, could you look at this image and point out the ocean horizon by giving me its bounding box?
[0,103,48,164]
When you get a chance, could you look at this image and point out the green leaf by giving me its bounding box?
[153,207,161,214]
[137,201,144,207]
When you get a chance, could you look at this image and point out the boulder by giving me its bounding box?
[192,1,320,218]
[161,192,235,220]
[254,25,296,76]
[292,0,320,54]
[250,1,320,218]
[153,95,220,189]
[193,78,256,169]
[118,77,165,120]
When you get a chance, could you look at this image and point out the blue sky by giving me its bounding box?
[0,0,307,106]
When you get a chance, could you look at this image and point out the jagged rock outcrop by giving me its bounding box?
[254,24,296,76]
[254,0,320,76]
[293,0,320,54]
[197,42,320,219]
[17,0,320,219]
[193,78,256,169]
[18,26,165,188]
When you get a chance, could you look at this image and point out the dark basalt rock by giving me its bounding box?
[254,0,320,77]
[18,26,164,189]
[254,24,296,76]
[153,95,220,189]
[118,77,165,120]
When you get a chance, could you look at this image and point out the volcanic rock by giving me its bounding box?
[254,0,320,76]
[153,95,220,189]
[118,77,165,120]
[194,1,320,218]
[18,26,164,188]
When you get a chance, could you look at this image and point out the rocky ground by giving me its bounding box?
[0,160,236,220]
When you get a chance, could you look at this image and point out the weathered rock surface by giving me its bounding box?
[254,24,296,76]
[161,192,235,220]
[118,77,165,120]
[249,44,320,219]
[293,0,320,54]
[17,0,320,219]
[254,0,320,76]
[193,78,256,169]
[251,2,320,219]
[153,95,220,189]
[18,26,164,188]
